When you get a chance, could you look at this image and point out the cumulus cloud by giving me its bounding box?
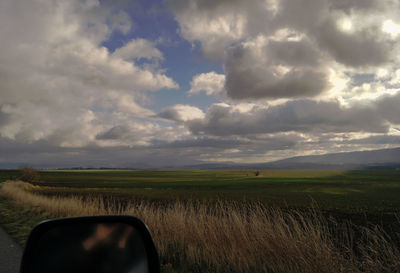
[376,93,400,124]
[188,72,226,96]
[185,93,400,136]
[0,137,204,168]
[342,135,400,145]
[95,121,171,147]
[2,0,400,167]
[158,105,205,122]
[152,136,246,149]
[96,125,138,141]
[110,10,132,35]
[169,0,277,58]
[112,39,164,60]
[224,39,329,99]
[315,19,390,67]
[267,39,321,67]
[0,0,177,147]
[170,0,400,100]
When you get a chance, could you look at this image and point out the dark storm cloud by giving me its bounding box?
[329,0,382,12]
[0,132,302,168]
[343,135,400,145]
[2,0,400,167]
[96,126,132,140]
[225,65,327,99]
[0,138,68,155]
[0,109,11,127]
[0,137,202,168]
[170,0,399,100]
[187,99,389,136]
[152,137,246,149]
[276,0,328,31]
[157,108,184,122]
[267,40,321,67]
[350,73,376,86]
[224,43,328,99]
[245,133,303,151]
[315,19,390,67]
[273,0,393,68]
[152,133,304,162]
[376,93,400,124]
[169,0,243,11]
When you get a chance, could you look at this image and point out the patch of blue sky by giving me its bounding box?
[150,38,223,112]
[101,0,223,112]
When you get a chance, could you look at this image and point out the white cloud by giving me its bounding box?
[184,93,400,136]
[1,0,400,166]
[95,121,166,147]
[158,105,205,122]
[171,9,246,57]
[382,20,400,38]
[112,39,164,60]
[0,0,177,148]
[188,72,226,96]
[170,0,400,100]
[110,11,132,35]
[169,0,277,58]
[224,36,329,99]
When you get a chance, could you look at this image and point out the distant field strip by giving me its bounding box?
[1,181,400,273]
[3,169,399,215]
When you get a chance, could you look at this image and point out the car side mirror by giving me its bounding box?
[20,216,160,273]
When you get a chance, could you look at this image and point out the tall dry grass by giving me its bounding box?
[1,181,400,273]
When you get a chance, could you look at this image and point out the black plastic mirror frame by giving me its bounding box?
[20,215,160,273]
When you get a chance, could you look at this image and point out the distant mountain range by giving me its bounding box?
[2,147,399,170]
[182,147,400,170]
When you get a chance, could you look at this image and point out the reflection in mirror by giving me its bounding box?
[31,222,149,273]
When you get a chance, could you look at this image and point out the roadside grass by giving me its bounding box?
[0,195,49,245]
[1,181,400,273]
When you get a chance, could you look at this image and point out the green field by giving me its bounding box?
[1,169,400,272]
[2,169,400,215]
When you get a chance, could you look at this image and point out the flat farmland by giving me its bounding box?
[3,169,400,215]
[1,169,400,272]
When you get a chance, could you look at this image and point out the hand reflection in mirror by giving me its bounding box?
[83,224,133,251]
[32,222,149,273]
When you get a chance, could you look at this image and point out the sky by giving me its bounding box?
[1,0,400,168]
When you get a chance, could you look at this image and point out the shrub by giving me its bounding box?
[18,166,40,183]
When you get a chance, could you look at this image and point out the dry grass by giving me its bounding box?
[1,181,400,273]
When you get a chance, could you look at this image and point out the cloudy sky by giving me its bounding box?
[1,0,400,168]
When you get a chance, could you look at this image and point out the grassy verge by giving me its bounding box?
[0,195,50,246]
[1,181,400,273]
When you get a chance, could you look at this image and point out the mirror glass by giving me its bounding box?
[30,222,149,273]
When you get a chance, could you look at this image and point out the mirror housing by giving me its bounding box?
[20,216,160,273]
